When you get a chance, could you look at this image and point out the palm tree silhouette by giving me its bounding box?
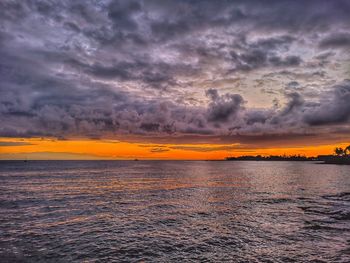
[334,145,350,156]
[345,145,350,156]
[334,147,345,156]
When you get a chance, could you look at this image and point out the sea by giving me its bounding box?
[0,161,349,262]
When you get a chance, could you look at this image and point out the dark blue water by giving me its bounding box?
[0,161,349,262]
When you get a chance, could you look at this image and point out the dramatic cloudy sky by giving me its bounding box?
[1,0,350,159]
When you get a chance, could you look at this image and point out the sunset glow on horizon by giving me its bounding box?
[1,137,349,160]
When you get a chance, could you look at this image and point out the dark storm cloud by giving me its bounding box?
[319,33,350,49]
[107,0,141,31]
[287,81,300,89]
[146,0,350,40]
[228,35,303,72]
[3,78,348,142]
[140,123,160,132]
[1,0,350,146]
[303,81,350,125]
[230,51,302,72]
[206,89,244,122]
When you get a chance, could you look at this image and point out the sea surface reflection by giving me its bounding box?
[0,161,349,262]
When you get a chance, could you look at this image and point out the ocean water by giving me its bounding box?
[0,161,349,262]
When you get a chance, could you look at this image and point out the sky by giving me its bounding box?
[0,0,350,160]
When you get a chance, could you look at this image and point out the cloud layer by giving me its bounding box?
[1,0,350,146]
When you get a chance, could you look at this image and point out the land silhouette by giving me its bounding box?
[225,145,350,165]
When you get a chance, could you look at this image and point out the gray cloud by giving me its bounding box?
[149,147,170,153]
[206,89,244,122]
[229,35,302,72]
[303,81,350,125]
[0,141,33,147]
[319,33,350,49]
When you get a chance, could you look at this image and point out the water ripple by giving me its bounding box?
[0,160,350,262]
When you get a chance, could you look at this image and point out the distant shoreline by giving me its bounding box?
[225,155,350,165]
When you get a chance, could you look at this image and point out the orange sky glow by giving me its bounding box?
[1,137,349,160]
